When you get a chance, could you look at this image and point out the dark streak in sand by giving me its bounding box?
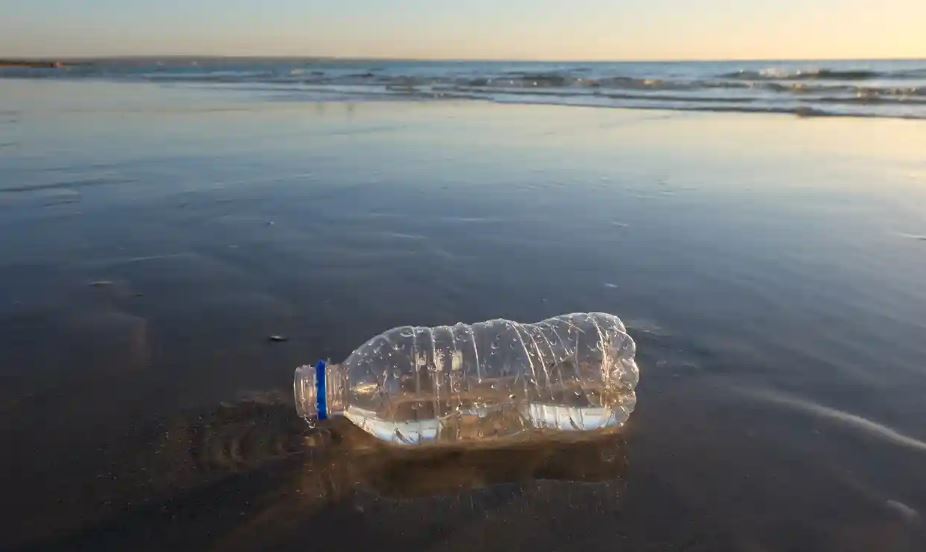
[0,177,131,194]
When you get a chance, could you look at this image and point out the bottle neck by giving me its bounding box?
[324,362,347,417]
[294,361,346,424]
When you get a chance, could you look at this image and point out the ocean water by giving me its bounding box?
[3,57,926,119]
[1,78,925,550]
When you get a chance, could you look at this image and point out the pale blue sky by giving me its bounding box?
[2,0,924,60]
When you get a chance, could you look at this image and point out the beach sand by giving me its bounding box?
[1,79,925,550]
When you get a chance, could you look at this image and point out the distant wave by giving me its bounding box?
[2,58,925,119]
[721,68,885,80]
[721,66,926,82]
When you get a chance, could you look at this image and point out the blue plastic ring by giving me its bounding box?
[315,359,328,420]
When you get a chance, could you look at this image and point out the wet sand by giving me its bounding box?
[1,79,925,550]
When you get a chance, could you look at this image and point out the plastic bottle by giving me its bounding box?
[294,312,639,445]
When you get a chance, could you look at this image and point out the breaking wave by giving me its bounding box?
[2,58,924,119]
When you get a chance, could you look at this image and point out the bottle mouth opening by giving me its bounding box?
[294,364,318,423]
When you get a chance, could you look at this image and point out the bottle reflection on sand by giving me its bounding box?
[182,392,628,496]
[294,417,629,499]
[198,394,629,549]
[43,392,629,549]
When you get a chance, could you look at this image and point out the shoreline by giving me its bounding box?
[2,76,923,122]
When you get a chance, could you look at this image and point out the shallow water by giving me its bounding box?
[1,79,925,550]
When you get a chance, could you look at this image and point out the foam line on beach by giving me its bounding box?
[738,386,926,454]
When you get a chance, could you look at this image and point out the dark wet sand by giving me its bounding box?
[1,79,925,551]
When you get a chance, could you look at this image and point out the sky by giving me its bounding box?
[2,0,925,61]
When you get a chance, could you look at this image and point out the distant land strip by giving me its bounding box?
[0,59,68,68]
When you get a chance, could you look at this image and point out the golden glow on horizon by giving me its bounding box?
[1,1,924,60]
[301,2,926,61]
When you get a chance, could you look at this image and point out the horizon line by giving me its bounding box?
[3,54,925,64]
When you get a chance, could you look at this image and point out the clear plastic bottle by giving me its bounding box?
[294,312,639,445]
